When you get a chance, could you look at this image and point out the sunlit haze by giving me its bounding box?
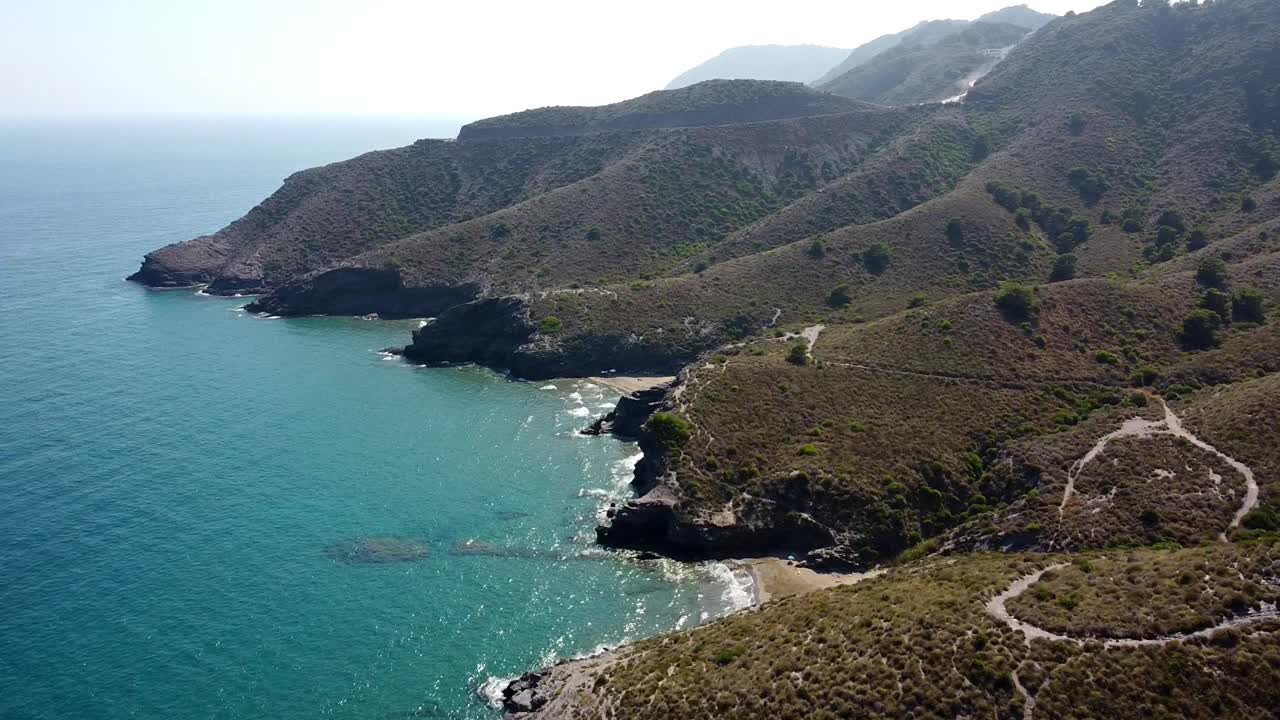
[5,0,1111,119]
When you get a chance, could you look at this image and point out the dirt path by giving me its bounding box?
[986,561,1278,719]
[988,564,1279,649]
[1057,398,1258,541]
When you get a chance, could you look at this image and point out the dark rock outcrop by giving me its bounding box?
[581,382,672,439]
[403,296,700,380]
[402,296,538,368]
[501,671,551,716]
[244,267,478,318]
[596,485,836,559]
[126,235,238,289]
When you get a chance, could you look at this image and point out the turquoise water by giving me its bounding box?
[0,119,746,719]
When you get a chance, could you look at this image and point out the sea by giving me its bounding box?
[0,117,751,720]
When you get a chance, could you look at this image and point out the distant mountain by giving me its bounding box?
[811,5,1054,87]
[818,21,1033,105]
[811,19,970,87]
[976,3,1056,30]
[665,45,851,90]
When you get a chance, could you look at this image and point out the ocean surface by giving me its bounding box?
[0,118,749,720]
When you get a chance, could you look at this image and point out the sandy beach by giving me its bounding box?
[587,375,674,395]
[740,557,884,604]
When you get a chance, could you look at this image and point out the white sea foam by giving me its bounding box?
[567,406,591,418]
[568,391,583,401]
[539,384,557,391]
[707,562,755,613]
[477,675,516,708]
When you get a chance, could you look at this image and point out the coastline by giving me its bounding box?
[738,557,884,605]
[587,375,674,396]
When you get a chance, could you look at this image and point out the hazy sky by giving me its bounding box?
[3,0,1110,118]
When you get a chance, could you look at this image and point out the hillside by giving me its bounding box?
[810,5,1054,88]
[818,21,1033,105]
[977,3,1056,29]
[125,1,1280,716]
[665,46,851,89]
[456,80,867,140]
[128,81,872,297]
[811,19,970,87]
[506,542,1280,719]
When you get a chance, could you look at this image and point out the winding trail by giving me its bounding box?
[987,565,1279,649]
[987,562,1279,719]
[1057,398,1259,542]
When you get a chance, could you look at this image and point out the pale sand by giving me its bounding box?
[587,376,675,395]
[740,557,884,604]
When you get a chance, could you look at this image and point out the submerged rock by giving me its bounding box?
[324,537,430,564]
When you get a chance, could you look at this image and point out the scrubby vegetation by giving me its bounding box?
[132,2,1280,714]
[559,543,1280,720]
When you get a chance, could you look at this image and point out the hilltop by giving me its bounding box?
[665,46,851,90]
[818,21,1033,105]
[456,80,866,140]
[810,5,1055,88]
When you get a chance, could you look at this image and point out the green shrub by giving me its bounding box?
[1122,217,1143,233]
[1050,254,1077,282]
[995,281,1039,321]
[537,316,563,334]
[648,412,692,450]
[1243,507,1280,532]
[862,242,892,275]
[1195,256,1229,289]
[1198,288,1233,323]
[712,646,745,665]
[1155,225,1182,245]
[786,344,809,366]
[908,294,927,309]
[1068,167,1110,203]
[827,283,852,308]
[1232,288,1266,324]
[1129,365,1161,386]
[585,227,602,241]
[798,444,818,456]
[946,219,964,245]
[1067,111,1087,135]
[1241,194,1258,212]
[1095,350,1120,365]
[489,222,511,240]
[1180,309,1222,350]
[1186,226,1209,251]
[1156,210,1186,232]
[807,238,826,259]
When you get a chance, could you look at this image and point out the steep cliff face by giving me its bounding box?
[401,295,716,379]
[243,268,480,318]
[594,382,836,560]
